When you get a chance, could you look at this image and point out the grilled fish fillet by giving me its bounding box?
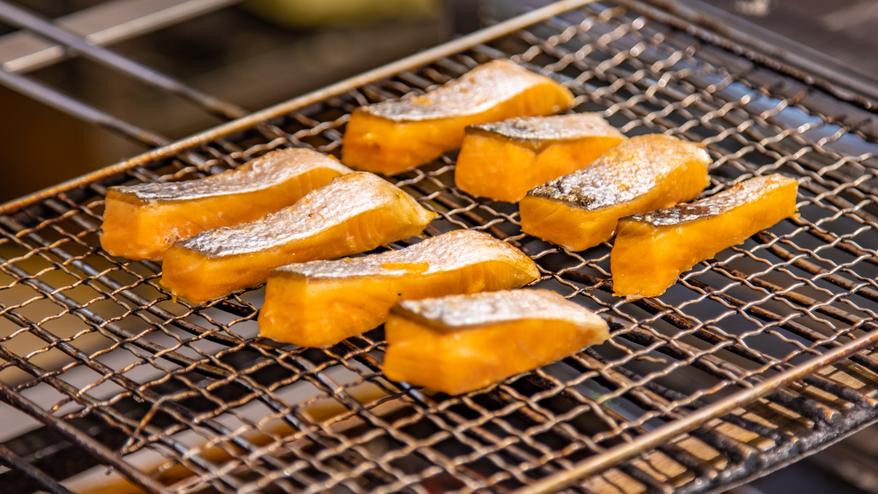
[161,172,436,304]
[455,113,626,202]
[341,59,574,175]
[383,289,609,395]
[519,134,711,251]
[611,174,799,299]
[101,148,352,260]
[258,230,539,347]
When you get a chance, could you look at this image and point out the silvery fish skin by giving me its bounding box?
[469,113,625,143]
[392,289,608,333]
[177,172,430,258]
[625,175,798,227]
[361,60,562,122]
[112,148,351,202]
[528,135,711,210]
[275,230,536,279]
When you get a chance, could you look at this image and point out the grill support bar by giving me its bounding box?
[519,326,878,494]
[0,0,248,121]
[0,66,170,147]
[0,443,74,494]
[0,379,172,494]
[0,0,245,74]
[630,0,878,109]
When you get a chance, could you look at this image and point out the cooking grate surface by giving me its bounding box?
[3,1,878,493]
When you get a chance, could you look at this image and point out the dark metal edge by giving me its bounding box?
[626,0,878,111]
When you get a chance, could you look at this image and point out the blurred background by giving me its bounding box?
[0,0,480,202]
[0,1,878,493]
[1,0,876,203]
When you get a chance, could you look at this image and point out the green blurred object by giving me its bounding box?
[245,0,442,28]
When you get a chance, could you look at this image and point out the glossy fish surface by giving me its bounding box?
[161,172,436,304]
[383,289,609,395]
[612,174,799,299]
[519,134,711,251]
[341,59,574,175]
[101,148,351,260]
[258,230,539,347]
[455,113,626,202]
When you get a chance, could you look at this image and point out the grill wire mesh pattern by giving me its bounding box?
[3,2,878,493]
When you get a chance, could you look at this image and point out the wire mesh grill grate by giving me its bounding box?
[2,2,878,493]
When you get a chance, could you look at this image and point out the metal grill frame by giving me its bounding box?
[2,1,878,493]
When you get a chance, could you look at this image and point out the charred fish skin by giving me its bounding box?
[160,172,437,304]
[611,174,799,299]
[383,289,609,395]
[391,288,607,331]
[465,113,624,147]
[341,59,574,176]
[455,113,626,202]
[101,148,352,261]
[258,230,540,348]
[519,134,712,252]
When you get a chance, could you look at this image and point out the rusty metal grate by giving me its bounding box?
[2,1,878,493]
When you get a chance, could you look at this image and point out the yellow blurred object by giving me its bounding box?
[244,0,442,27]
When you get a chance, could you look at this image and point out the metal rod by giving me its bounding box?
[0,67,169,147]
[516,326,878,494]
[0,0,248,121]
[0,336,246,493]
[0,379,172,494]
[631,0,878,109]
[0,443,75,494]
[1,0,246,73]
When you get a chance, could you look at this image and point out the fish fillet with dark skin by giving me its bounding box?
[519,134,711,251]
[455,113,626,202]
[161,172,436,304]
[258,230,540,347]
[611,174,799,299]
[383,289,609,395]
[101,148,351,260]
[341,59,574,175]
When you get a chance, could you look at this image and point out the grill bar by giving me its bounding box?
[0,0,248,121]
[0,66,170,147]
[0,443,74,494]
[521,326,878,494]
[622,0,878,108]
[0,0,245,74]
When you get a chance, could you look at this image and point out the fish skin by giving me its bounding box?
[383,289,610,395]
[611,174,799,299]
[520,134,712,251]
[112,148,351,202]
[160,172,436,304]
[258,230,539,347]
[359,59,568,122]
[273,229,537,279]
[455,113,626,202]
[467,113,625,145]
[527,135,710,210]
[391,289,608,333]
[175,172,432,258]
[624,175,797,227]
[341,59,574,175]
